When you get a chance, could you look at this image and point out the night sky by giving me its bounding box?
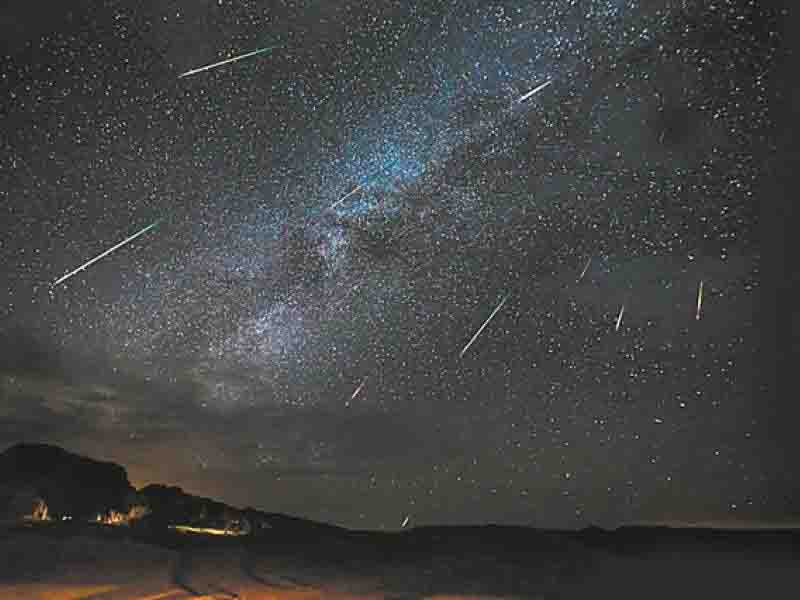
[1,0,797,531]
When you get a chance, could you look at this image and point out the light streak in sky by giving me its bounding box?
[518,79,552,102]
[331,184,364,209]
[615,303,625,332]
[401,515,410,528]
[351,378,367,400]
[460,294,509,358]
[578,256,592,281]
[696,280,704,320]
[178,46,281,78]
[52,219,163,287]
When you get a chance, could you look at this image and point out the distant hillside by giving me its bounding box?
[140,482,343,532]
[0,443,133,521]
[0,443,344,535]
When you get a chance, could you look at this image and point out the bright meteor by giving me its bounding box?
[518,79,552,102]
[331,184,364,209]
[578,256,592,282]
[52,219,163,287]
[178,46,281,79]
[696,280,704,320]
[351,378,367,401]
[460,294,509,358]
[615,303,625,332]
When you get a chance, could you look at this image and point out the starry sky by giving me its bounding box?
[1,0,797,530]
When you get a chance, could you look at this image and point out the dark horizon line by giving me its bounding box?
[4,441,799,534]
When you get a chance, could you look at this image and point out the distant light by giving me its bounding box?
[169,525,247,536]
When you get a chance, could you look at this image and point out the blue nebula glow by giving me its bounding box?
[193,0,687,393]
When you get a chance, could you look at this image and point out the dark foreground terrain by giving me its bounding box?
[1,520,797,599]
[2,445,797,598]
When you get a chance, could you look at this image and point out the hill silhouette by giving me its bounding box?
[0,443,345,535]
[0,443,798,599]
[0,443,133,522]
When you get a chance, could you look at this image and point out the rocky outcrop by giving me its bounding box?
[0,443,133,520]
[0,443,341,536]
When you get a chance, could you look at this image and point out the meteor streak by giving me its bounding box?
[52,219,163,287]
[330,158,402,210]
[460,294,509,358]
[178,46,281,78]
[696,280,704,320]
[615,304,625,332]
[518,79,552,102]
[330,184,363,209]
[351,378,367,400]
[401,515,410,528]
[578,257,592,281]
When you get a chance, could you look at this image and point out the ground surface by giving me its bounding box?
[0,524,798,599]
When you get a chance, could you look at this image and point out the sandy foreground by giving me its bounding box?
[0,526,798,599]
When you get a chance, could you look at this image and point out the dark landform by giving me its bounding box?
[0,443,797,599]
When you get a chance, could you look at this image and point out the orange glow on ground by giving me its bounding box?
[1,583,408,599]
[169,524,245,536]
[0,583,119,599]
